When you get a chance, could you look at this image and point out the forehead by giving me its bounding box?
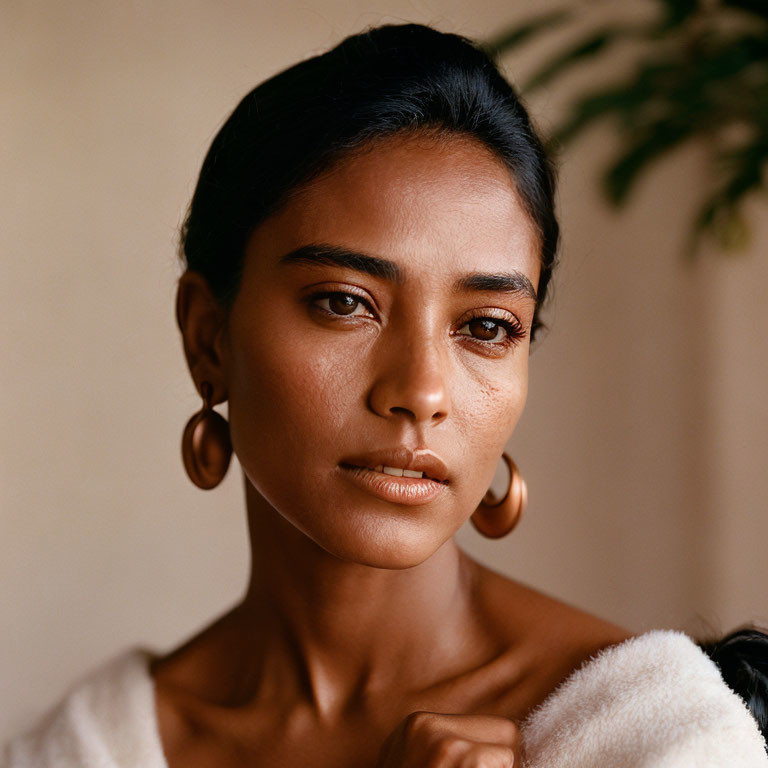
[249,132,541,284]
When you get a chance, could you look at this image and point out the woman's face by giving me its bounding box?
[222,132,541,568]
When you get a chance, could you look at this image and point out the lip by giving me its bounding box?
[338,446,450,506]
[338,464,448,506]
[339,447,450,484]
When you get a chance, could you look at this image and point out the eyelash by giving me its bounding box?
[307,290,527,350]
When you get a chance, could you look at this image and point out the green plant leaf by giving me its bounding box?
[657,0,699,29]
[487,0,768,258]
[549,81,659,147]
[604,120,696,203]
[551,30,767,149]
[690,139,767,254]
[722,0,768,22]
[523,27,638,92]
[483,9,572,58]
[720,141,768,203]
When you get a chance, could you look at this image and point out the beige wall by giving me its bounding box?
[2,0,766,741]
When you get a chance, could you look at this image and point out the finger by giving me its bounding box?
[456,742,517,768]
[404,711,519,749]
[424,736,517,767]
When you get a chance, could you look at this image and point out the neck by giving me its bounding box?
[232,479,483,720]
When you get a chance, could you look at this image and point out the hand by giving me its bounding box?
[375,711,521,768]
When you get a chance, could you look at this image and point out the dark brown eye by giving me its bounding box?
[472,318,500,340]
[311,292,372,318]
[460,318,507,343]
[328,294,360,315]
[456,315,526,348]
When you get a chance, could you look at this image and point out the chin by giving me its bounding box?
[306,517,449,570]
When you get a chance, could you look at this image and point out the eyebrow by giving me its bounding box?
[278,244,538,301]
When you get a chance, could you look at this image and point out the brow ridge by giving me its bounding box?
[278,243,537,301]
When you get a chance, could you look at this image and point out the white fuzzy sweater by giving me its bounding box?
[4,630,766,767]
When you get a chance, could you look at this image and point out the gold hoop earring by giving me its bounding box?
[181,381,232,490]
[470,452,527,539]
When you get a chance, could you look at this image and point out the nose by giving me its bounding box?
[367,326,451,425]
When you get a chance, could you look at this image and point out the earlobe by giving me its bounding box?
[176,271,228,400]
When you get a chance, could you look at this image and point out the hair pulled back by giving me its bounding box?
[180,23,559,338]
[700,628,768,745]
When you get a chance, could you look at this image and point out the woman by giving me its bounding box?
[5,22,767,768]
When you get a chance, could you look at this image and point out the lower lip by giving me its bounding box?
[339,464,449,506]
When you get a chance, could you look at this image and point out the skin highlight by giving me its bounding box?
[160,132,632,768]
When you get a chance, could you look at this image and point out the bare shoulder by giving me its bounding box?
[149,606,250,765]
[465,558,635,715]
[478,563,631,645]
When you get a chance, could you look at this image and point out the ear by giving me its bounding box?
[176,271,229,404]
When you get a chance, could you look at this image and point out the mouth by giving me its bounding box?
[339,462,449,484]
[338,447,451,489]
[337,461,449,506]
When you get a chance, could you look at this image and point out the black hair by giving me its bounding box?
[699,627,768,748]
[179,23,559,340]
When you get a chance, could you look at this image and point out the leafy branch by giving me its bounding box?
[486,0,768,254]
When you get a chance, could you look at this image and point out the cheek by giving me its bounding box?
[224,302,373,507]
[228,331,346,463]
[461,345,529,430]
[453,352,529,494]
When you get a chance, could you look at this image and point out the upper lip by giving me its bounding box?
[341,447,450,483]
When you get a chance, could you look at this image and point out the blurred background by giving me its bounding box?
[2,0,766,741]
